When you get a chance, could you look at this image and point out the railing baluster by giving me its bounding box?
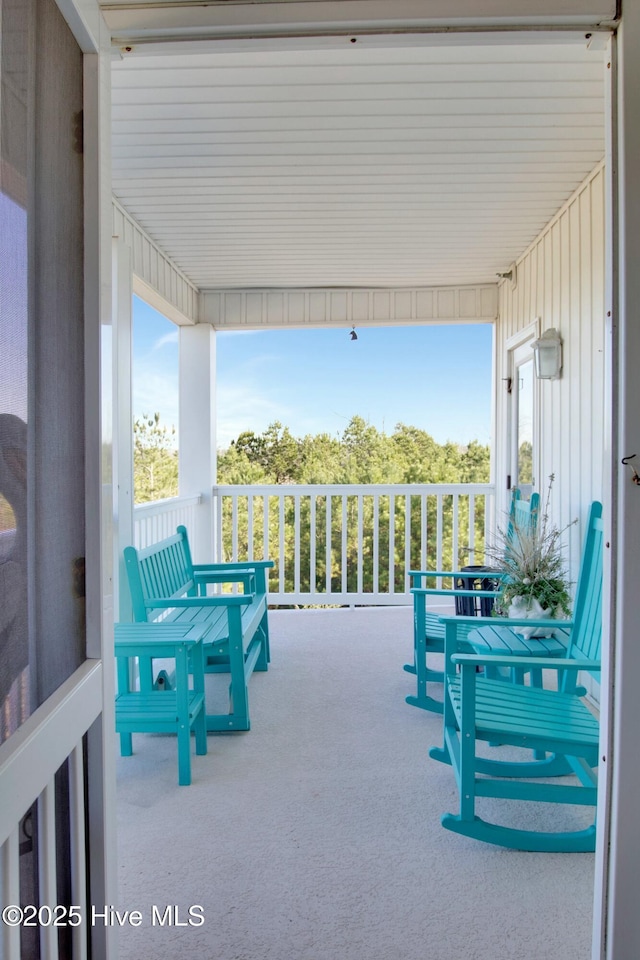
[342,494,348,598]
[1,828,21,960]
[468,493,476,563]
[69,744,88,960]
[294,494,301,596]
[436,494,444,588]
[389,493,395,596]
[404,494,411,595]
[263,495,269,572]
[231,494,239,561]
[326,494,332,596]
[247,493,254,562]
[38,780,59,960]
[452,493,459,570]
[357,494,364,596]
[216,491,224,562]
[279,495,286,595]
[421,493,428,571]
[310,494,317,598]
[373,493,380,595]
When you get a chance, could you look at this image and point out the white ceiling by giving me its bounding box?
[110,35,606,290]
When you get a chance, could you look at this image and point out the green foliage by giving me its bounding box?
[134,412,179,504]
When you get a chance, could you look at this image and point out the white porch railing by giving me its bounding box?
[130,485,495,606]
[212,483,495,606]
[133,494,202,551]
[0,660,102,960]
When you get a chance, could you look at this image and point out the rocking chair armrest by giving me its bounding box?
[409,568,506,580]
[438,613,575,630]
[412,587,501,599]
[451,652,601,673]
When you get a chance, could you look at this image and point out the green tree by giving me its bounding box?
[134,412,179,503]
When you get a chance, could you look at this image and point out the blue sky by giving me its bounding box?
[132,295,493,450]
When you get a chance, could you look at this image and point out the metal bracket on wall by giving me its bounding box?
[621,454,640,485]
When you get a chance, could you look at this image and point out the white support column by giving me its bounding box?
[598,8,640,959]
[112,238,134,622]
[179,324,216,561]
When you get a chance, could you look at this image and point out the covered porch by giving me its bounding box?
[108,14,610,959]
[7,2,640,958]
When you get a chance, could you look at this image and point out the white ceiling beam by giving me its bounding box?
[102,0,618,46]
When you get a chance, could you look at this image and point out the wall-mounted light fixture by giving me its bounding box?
[531,327,563,380]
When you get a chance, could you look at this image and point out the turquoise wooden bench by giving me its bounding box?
[115,621,208,786]
[429,500,603,852]
[405,490,540,714]
[124,526,274,732]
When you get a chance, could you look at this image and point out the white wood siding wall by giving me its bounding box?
[112,198,199,324]
[201,284,498,329]
[496,162,606,583]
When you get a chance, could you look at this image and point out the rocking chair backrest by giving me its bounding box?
[566,500,604,665]
[505,489,540,557]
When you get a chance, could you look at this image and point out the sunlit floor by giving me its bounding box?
[116,607,595,960]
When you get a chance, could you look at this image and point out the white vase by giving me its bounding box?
[507,596,559,640]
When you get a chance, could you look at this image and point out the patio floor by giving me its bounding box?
[116,606,595,960]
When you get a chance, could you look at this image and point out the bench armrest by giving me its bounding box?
[144,594,253,609]
[193,561,273,595]
[452,652,600,673]
[193,571,256,589]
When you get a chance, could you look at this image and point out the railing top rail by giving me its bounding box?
[0,660,102,847]
[213,483,494,496]
[134,494,202,517]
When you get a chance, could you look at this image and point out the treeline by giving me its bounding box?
[218,416,490,486]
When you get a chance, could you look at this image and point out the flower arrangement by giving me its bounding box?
[487,476,576,622]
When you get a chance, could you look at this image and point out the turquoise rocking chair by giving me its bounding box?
[405,489,540,714]
[429,500,603,852]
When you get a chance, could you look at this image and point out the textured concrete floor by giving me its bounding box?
[116,607,595,960]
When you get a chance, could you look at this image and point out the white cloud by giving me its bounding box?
[153,330,179,351]
[132,369,179,434]
[216,381,290,449]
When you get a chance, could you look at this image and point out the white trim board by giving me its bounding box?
[201,284,498,330]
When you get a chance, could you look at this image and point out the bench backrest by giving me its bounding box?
[124,529,196,622]
[566,500,603,665]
